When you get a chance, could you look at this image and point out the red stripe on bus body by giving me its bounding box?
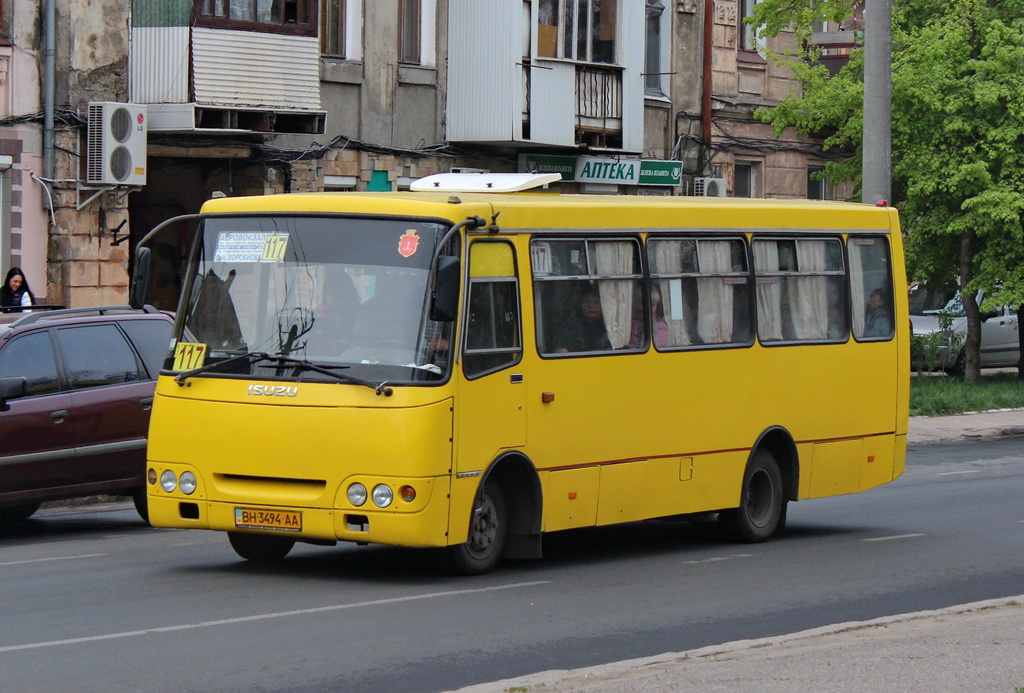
[533,433,896,473]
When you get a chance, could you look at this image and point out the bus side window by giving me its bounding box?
[849,236,893,340]
[464,242,523,378]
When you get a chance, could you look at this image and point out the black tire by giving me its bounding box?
[447,483,507,576]
[132,489,150,523]
[720,449,785,543]
[228,532,295,561]
[0,503,41,523]
[947,349,965,376]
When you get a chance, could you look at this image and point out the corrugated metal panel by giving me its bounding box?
[528,61,576,146]
[446,0,519,142]
[618,1,645,154]
[130,27,190,104]
[192,28,321,110]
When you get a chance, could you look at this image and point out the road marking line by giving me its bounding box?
[863,533,925,542]
[937,470,982,476]
[681,553,753,565]
[0,553,106,567]
[0,580,551,653]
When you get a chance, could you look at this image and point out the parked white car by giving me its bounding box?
[909,282,1020,372]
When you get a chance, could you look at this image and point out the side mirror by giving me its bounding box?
[129,246,152,310]
[0,377,27,411]
[430,256,460,322]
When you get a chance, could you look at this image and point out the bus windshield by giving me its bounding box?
[180,215,456,384]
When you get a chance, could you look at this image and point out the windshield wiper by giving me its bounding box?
[271,355,394,396]
[174,352,394,396]
[175,351,274,385]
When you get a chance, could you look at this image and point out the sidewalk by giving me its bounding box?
[907,407,1024,444]
[451,597,1024,693]
[450,411,1024,693]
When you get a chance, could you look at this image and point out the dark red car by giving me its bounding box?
[0,306,173,524]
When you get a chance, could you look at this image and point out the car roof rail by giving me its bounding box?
[7,304,160,327]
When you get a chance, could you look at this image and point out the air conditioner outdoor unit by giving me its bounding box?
[87,102,148,186]
[694,177,727,197]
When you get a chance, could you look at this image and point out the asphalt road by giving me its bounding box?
[1,438,1021,693]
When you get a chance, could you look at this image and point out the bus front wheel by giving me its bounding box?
[447,483,507,576]
[720,449,785,543]
[228,532,295,561]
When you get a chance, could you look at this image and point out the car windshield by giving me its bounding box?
[908,283,959,316]
[179,215,456,384]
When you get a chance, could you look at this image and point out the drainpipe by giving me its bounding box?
[701,0,714,152]
[42,0,56,205]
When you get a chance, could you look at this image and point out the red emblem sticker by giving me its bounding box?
[398,229,420,258]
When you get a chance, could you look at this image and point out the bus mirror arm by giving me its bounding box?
[129,213,201,310]
[429,216,485,322]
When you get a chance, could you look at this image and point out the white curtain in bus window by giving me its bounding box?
[592,241,636,349]
[650,239,694,346]
[849,236,893,339]
[753,241,784,341]
[695,240,736,344]
[791,240,829,340]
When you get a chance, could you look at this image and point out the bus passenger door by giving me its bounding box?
[456,241,527,474]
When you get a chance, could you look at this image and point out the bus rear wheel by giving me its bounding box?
[447,483,507,576]
[228,532,295,561]
[720,449,785,543]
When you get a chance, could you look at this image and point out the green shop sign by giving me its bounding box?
[519,154,681,187]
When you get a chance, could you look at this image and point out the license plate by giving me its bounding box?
[234,507,302,532]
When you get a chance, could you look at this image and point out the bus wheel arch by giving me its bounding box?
[448,453,543,575]
[720,427,796,543]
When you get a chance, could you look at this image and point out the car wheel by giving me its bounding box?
[132,489,150,523]
[948,349,965,376]
[447,482,507,576]
[719,449,785,543]
[0,503,41,523]
[228,532,295,561]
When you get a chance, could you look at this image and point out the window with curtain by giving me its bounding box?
[197,0,316,35]
[849,235,893,340]
[644,0,667,96]
[753,237,847,343]
[321,0,345,57]
[531,237,642,355]
[399,0,422,64]
[647,236,753,348]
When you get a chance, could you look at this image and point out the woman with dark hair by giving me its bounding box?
[1,267,35,311]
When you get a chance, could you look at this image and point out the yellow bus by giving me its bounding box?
[139,173,908,574]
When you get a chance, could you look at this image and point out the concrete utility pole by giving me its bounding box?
[862,0,892,204]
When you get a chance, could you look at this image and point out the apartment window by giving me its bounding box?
[321,0,345,56]
[734,162,759,198]
[738,0,759,53]
[197,0,317,35]
[399,0,421,64]
[644,0,667,96]
[808,166,826,200]
[537,0,618,64]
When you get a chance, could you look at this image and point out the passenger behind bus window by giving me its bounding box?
[628,285,669,349]
[554,288,612,353]
[863,288,892,337]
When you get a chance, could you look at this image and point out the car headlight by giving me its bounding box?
[179,471,197,495]
[347,483,367,507]
[372,484,394,508]
[160,470,177,493]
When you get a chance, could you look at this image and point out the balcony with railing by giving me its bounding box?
[575,65,623,148]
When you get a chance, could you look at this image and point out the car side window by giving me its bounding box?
[0,332,60,396]
[56,325,144,388]
[119,319,173,378]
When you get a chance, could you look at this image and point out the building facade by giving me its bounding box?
[0,0,851,310]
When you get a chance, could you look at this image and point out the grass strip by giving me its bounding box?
[910,372,1024,416]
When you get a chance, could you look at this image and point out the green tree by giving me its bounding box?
[752,0,1024,383]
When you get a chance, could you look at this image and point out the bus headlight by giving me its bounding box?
[347,483,368,507]
[400,485,416,503]
[159,470,177,493]
[372,484,393,508]
[179,472,198,495]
